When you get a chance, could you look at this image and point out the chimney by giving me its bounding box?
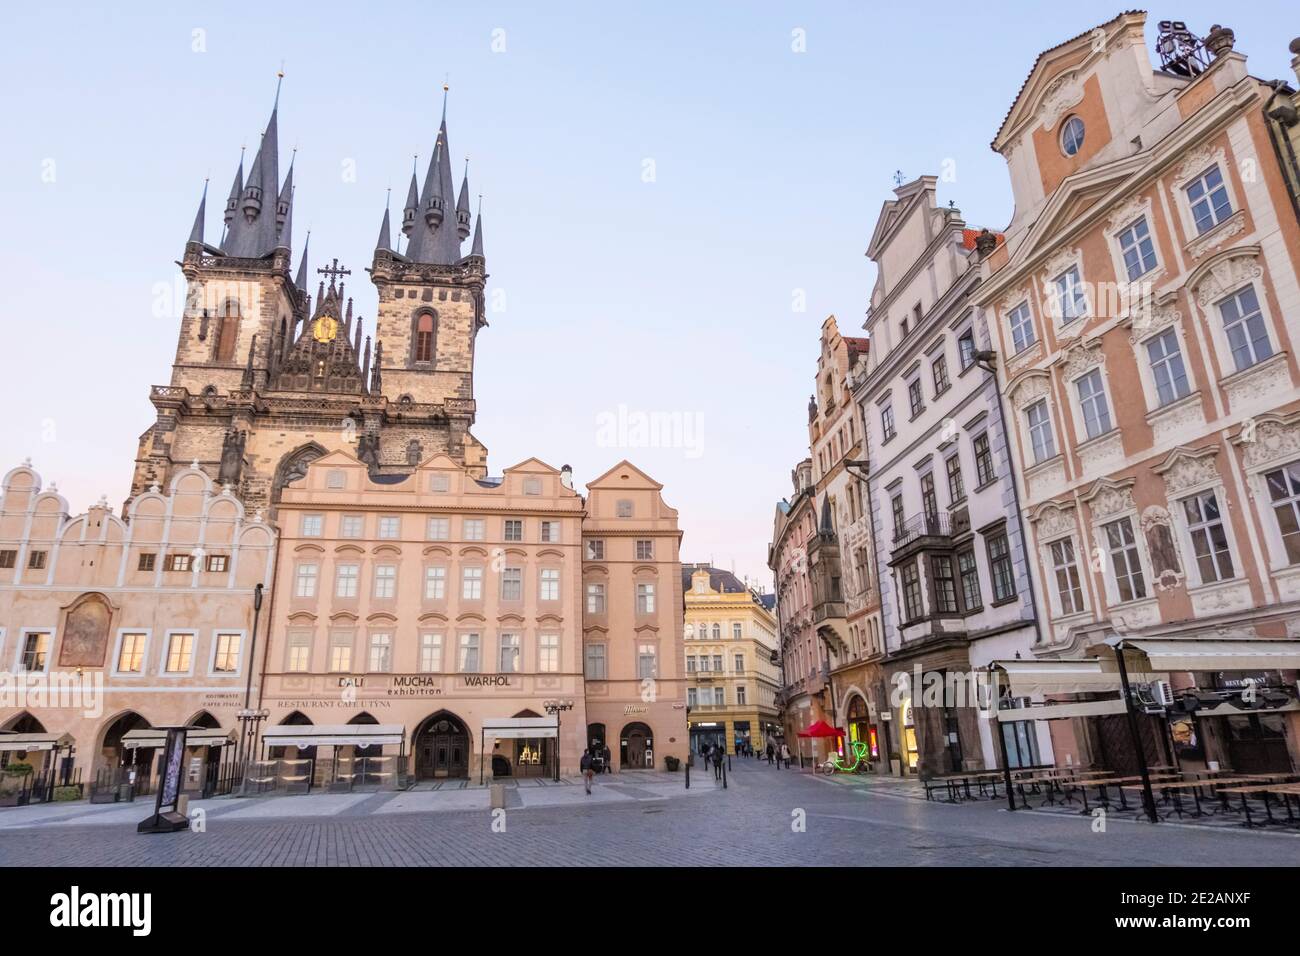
[560,464,573,489]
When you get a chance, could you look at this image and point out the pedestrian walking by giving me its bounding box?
[601,744,612,774]
[712,746,723,780]
[780,743,791,769]
[580,749,595,794]
[766,742,774,765]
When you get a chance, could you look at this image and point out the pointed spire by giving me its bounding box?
[375,190,393,253]
[354,316,363,358]
[188,179,209,247]
[405,82,464,265]
[361,336,372,390]
[275,185,293,252]
[468,195,485,259]
[223,76,284,258]
[241,335,258,389]
[276,151,295,232]
[223,149,244,231]
[402,156,419,237]
[370,341,383,393]
[294,231,311,289]
[455,159,471,240]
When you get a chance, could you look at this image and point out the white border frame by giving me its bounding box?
[110,627,152,678]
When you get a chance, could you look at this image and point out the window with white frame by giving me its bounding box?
[340,515,363,538]
[430,473,450,493]
[368,632,392,672]
[18,631,50,673]
[958,328,976,369]
[300,514,323,537]
[499,633,520,672]
[586,582,606,613]
[635,539,654,560]
[424,565,446,600]
[419,633,443,672]
[737,685,747,705]
[1217,286,1273,373]
[501,567,523,601]
[540,521,559,543]
[1075,368,1112,439]
[373,564,397,599]
[1007,301,1036,353]
[638,644,657,679]
[458,633,480,672]
[427,517,449,540]
[1026,400,1056,463]
[733,622,743,640]
[504,519,523,542]
[907,376,924,417]
[539,633,559,672]
[932,354,950,394]
[212,632,241,673]
[880,403,896,442]
[636,583,655,614]
[287,629,311,672]
[585,643,607,679]
[1181,490,1235,584]
[377,516,401,540]
[335,563,359,598]
[1145,329,1191,406]
[540,568,560,601]
[1053,265,1087,323]
[462,566,483,600]
[687,688,698,709]
[1264,462,1300,566]
[1186,165,1233,234]
[328,630,353,672]
[713,686,725,706]
[585,539,604,560]
[295,563,318,598]
[463,518,485,541]
[117,632,147,673]
[1103,517,1146,602]
[1118,216,1158,280]
[164,632,193,673]
[1049,538,1084,615]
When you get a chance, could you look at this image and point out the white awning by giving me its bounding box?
[990,660,1164,697]
[1122,638,1300,672]
[0,732,74,752]
[120,728,236,750]
[995,698,1129,722]
[483,717,559,740]
[261,724,406,748]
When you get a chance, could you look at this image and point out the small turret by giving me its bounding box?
[223,149,244,231]
[455,160,471,240]
[402,158,419,237]
[424,139,446,229]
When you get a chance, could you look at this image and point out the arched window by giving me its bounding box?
[413,312,435,364]
[214,299,241,363]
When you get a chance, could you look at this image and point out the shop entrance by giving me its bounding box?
[414,712,469,779]
[900,700,919,772]
[620,722,653,769]
[690,724,726,757]
[1225,713,1292,773]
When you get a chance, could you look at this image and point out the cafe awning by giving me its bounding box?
[797,720,846,738]
[1119,638,1300,672]
[483,717,559,739]
[990,660,1164,697]
[0,732,74,752]
[995,698,1129,722]
[121,728,236,750]
[260,724,406,748]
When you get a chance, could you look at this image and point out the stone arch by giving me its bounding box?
[409,308,438,367]
[214,299,241,363]
[271,441,329,506]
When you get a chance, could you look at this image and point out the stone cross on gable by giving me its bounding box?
[317,258,351,284]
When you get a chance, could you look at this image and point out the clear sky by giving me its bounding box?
[0,2,1292,587]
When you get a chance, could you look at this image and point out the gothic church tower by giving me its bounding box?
[131,83,488,514]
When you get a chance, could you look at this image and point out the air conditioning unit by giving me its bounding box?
[1153,680,1175,707]
[1133,684,1166,714]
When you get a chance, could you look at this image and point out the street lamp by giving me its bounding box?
[542,698,574,782]
[236,583,266,771]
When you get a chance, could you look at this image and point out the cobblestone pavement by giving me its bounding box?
[1,759,1296,866]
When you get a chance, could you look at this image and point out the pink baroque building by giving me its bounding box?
[258,452,685,781]
[0,460,275,792]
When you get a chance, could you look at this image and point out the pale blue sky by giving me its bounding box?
[0,2,1292,585]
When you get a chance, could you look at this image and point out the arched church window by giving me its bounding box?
[413,312,436,364]
[214,299,241,363]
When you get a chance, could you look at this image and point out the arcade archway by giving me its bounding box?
[413,711,470,779]
[619,721,654,770]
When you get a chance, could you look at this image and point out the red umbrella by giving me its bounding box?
[797,720,846,738]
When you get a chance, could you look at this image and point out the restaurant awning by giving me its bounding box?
[121,728,236,750]
[0,732,74,752]
[1119,638,1300,672]
[797,720,846,738]
[260,724,406,748]
[995,698,1129,722]
[482,717,559,739]
[990,660,1165,697]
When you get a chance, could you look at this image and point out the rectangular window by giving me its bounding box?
[167,553,192,572]
[459,566,481,600]
[958,329,976,369]
[920,472,938,524]
[340,515,364,538]
[1266,462,1300,565]
[1054,265,1087,322]
[462,518,485,541]
[638,644,658,679]
[901,562,923,621]
[734,653,744,671]
[540,521,559,543]
[540,568,560,601]
[501,567,523,601]
[712,654,723,671]
[1076,368,1112,439]
[1118,216,1158,280]
[295,563,318,598]
[424,565,446,600]
[987,531,1015,604]
[503,519,523,542]
[499,633,520,673]
[733,622,743,640]
[27,550,47,570]
[686,655,697,673]
[136,552,155,572]
[287,630,311,672]
[713,687,725,706]
[736,686,747,706]
[328,631,353,673]
[430,474,450,493]
[687,688,698,709]
[368,633,392,672]
[1218,286,1272,373]
[958,549,981,611]
[1182,490,1235,583]
[164,632,193,673]
[205,554,228,572]
[932,555,958,614]
[636,583,655,614]
[1104,518,1146,602]
[539,633,559,673]
[377,516,401,540]
[945,454,964,504]
[585,643,607,680]
[891,494,905,537]
[974,433,995,486]
[335,563,359,598]
[1186,164,1232,234]
[932,354,950,394]
[419,633,443,672]
[17,631,49,672]
[585,539,605,560]
[1007,301,1036,353]
[1146,328,1191,406]
[458,633,480,672]
[880,404,896,442]
[907,378,924,417]
[212,632,240,672]
[1049,539,1084,615]
[586,583,606,613]
[301,514,323,537]
[117,632,146,673]
[1026,400,1056,463]
[426,517,449,540]
[635,539,654,560]
[373,564,397,599]
[616,500,634,518]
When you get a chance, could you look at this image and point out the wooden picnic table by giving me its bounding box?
[1059,773,1180,813]
[1120,773,1294,819]
[1215,782,1300,827]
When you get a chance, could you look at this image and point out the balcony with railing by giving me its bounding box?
[891,506,970,555]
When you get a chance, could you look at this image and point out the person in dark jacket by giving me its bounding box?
[580,749,595,794]
[712,746,723,780]
[601,744,612,773]
[766,742,775,765]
